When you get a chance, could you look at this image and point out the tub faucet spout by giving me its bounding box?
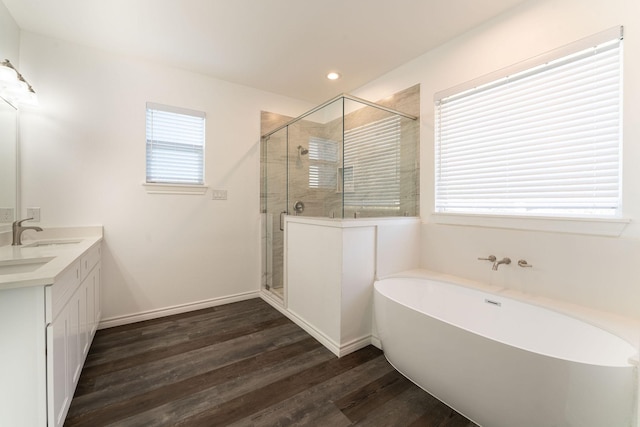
[492,257,511,271]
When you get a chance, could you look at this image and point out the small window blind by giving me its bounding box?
[146,103,205,185]
[308,137,338,189]
[344,115,402,208]
[435,28,622,217]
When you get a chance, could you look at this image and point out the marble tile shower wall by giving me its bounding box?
[339,87,419,218]
[370,84,420,218]
[289,117,343,218]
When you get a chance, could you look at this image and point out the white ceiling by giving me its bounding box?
[3,0,527,103]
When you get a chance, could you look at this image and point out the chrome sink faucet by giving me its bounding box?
[12,218,43,246]
[492,257,511,271]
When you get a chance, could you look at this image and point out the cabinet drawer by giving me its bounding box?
[80,243,101,281]
[45,261,81,324]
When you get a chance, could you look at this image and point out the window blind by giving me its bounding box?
[344,115,402,208]
[435,31,622,217]
[146,103,205,185]
[308,137,338,189]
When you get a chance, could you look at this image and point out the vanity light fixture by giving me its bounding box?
[326,71,341,80]
[0,59,38,107]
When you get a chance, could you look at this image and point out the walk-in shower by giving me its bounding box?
[260,86,419,300]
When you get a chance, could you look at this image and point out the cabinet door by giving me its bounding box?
[47,308,70,427]
[80,265,100,357]
[0,286,47,427]
[93,262,102,335]
[83,274,94,356]
[68,291,82,385]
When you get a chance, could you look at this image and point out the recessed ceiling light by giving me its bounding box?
[326,72,341,80]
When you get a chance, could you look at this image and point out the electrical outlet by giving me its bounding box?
[0,208,14,223]
[27,207,41,222]
[211,189,228,200]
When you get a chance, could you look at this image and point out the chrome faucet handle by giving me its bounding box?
[478,255,497,262]
[518,259,533,268]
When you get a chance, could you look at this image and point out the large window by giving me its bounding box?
[435,28,622,218]
[146,103,205,185]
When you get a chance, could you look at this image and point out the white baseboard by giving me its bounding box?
[260,291,373,357]
[339,335,374,356]
[286,307,342,357]
[259,289,286,311]
[370,334,382,349]
[98,290,260,329]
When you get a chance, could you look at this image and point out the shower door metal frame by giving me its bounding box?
[260,92,418,304]
[261,128,288,302]
[261,93,418,140]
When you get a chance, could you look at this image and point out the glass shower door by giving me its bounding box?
[261,127,288,301]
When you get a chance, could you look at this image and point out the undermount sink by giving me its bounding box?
[23,239,82,248]
[0,257,55,275]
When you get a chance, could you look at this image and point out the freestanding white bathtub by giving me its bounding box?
[374,273,638,427]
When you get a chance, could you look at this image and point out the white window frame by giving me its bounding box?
[144,102,207,195]
[433,27,629,236]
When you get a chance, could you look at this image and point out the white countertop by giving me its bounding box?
[0,226,103,291]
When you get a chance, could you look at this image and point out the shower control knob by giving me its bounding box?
[293,200,305,214]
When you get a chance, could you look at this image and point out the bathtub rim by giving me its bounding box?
[375,269,640,364]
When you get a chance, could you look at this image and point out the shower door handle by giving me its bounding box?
[280,211,287,231]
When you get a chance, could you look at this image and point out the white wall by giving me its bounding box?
[354,0,640,319]
[11,0,640,324]
[17,32,312,323]
[0,1,19,63]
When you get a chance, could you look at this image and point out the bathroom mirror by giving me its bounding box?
[0,96,17,232]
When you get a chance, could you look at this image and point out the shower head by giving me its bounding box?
[297,145,309,155]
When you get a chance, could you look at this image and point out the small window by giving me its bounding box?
[146,102,205,185]
[344,115,402,209]
[308,137,338,190]
[435,28,622,218]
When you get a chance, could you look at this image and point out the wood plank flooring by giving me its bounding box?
[65,298,477,426]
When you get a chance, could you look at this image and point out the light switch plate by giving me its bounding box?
[0,208,14,223]
[27,207,41,222]
[211,189,228,200]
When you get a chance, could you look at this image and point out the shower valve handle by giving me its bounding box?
[477,255,497,262]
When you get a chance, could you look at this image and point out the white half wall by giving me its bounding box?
[17,32,313,323]
[284,216,420,356]
[353,0,640,320]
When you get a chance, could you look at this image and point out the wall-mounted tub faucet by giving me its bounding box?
[12,218,43,246]
[492,257,511,271]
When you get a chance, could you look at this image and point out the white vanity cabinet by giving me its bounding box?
[0,240,102,427]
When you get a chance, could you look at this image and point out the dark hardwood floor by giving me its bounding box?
[65,298,477,426]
